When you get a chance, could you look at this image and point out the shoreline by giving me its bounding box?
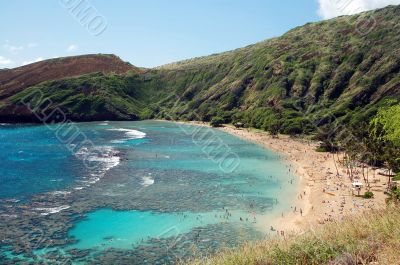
[178,121,389,234]
[3,120,389,235]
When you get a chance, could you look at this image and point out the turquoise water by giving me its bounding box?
[69,209,222,250]
[0,121,298,264]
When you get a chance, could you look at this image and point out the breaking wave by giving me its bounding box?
[141,176,155,187]
[34,205,71,216]
[74,146,121,189]
[107,128,146,143]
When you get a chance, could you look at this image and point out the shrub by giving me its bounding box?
[316,146,329,152]
[282,119,303,135]
[363,191,374,199]
[210,117,224,127]
[391,187,400,201]
[139,108,154,120]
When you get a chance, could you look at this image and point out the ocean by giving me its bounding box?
[0,121,298,264]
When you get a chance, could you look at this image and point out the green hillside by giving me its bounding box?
[1,5,400,132]
[152,5,400,134]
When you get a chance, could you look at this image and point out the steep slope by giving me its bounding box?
[0,54,140,122]
[152,5,400,133]
[0,5,399,127]
[0,54,138,100]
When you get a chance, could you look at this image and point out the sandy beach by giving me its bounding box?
[221,125,390,234]
[180,121,389,235]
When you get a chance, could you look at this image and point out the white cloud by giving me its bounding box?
[317,0,400,19]
[22,57,44,66]
[3,44,24,53]
[66,44,78,52]
[27,42,38,48]
[0,56,13,65]
[2,42,37,54]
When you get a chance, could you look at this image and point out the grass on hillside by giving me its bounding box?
[187,206,400,265]
[2,6,400,132]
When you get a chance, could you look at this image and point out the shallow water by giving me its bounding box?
[69,209,224,250]
[0,121,298,264]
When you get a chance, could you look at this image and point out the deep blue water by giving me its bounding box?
[0,124,80,199]
[0,121,298,264]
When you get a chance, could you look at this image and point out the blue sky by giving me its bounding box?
[0,0,399,68]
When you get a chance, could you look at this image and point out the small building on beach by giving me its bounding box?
[352,181,363,196]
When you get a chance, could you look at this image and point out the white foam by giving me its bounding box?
[74,146,121,189]
[107,128,146,143]
[50,179,63,182]
[141,176,155,187]
[98,122,109,126]
[76,147,120,167]
[88,177,100,184]
[35,205,71,216]
[110,140,125,144]
[5,199,20,203]
[49,191,71,196]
